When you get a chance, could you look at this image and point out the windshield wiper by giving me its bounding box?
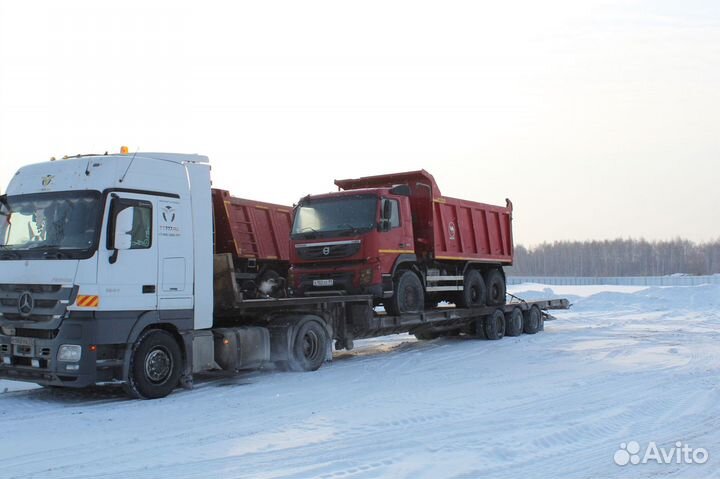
[25,244,73,258]
[299,227,319,238]
[26,243,63,249]
[0,249,20,260]
[336,223,360,235]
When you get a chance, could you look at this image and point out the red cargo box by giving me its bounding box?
[335,170,513,264]
[212,189,292,261]
[431,196,513,264]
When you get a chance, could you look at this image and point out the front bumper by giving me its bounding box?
[292,263,383,298]
[0,316,105,388]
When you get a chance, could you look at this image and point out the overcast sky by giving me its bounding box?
[0,0,718,246]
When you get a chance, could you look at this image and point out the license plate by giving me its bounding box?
[11,337,34,347]
[313,279,334,287]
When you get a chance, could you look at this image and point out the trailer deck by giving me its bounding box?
[215,294,570,348]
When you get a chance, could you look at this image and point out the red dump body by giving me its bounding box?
[334,170,513,264]
[212,189,292,262]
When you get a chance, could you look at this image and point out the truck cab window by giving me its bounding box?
[129,205,152,249]
[382,198,400,228]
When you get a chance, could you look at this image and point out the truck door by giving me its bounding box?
[97,193,158,311]
[378,197,414,273]
[157,198,193,311]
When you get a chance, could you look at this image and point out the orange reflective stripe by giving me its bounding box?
[76,295,99,307]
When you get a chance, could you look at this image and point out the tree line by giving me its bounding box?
[506,238,720,276]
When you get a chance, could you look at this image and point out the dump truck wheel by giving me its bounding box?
[385,271,424,315]
[484,309,506,340]
[458,269,486,308]
[125,330,182,399]
[485,269,506,305]
[288,321,328,372]
[523,305,542,334]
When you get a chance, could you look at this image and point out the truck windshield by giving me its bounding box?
[292,195,377,239]
[0,191,102,259]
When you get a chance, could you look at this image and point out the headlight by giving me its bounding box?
[58,344,82,362]
[359,266,374,286]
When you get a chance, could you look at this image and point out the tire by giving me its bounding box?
[484,309,506,340]
[505,307,524,337]
[124,330,182,399]
[485,269,506,306]
[385,271,424,316]
[523,305,542,334]
[288,321,328,372]
[457,269,486,308]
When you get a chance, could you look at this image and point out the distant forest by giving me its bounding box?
[506,239,720,276]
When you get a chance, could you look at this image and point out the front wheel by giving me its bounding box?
[125,330,182,399]
[385,271,424,316]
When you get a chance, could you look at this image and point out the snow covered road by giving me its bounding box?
[2,284,719,479]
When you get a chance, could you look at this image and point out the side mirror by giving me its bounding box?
[377,219,390,232]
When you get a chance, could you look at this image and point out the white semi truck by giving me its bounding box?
[0,151,568,398]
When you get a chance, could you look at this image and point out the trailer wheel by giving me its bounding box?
[523,305,542,334]
[124,329,182,399]
[484,309,506,340]
[288,321,328,372]
[485,269,506,305]
[385,271,424,315]
[458,269,486,308]
[505,307,524,337]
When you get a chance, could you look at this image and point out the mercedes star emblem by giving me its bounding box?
[18,292,34,317]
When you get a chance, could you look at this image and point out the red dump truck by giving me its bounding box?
[211,189,291,298]
[289,170,513,314]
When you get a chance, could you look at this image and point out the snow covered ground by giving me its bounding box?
[2,284,720,479]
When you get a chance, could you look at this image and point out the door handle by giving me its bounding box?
[142,285,156,294]
[399,243,409,248]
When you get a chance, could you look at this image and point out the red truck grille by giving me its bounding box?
[295,241,361,260]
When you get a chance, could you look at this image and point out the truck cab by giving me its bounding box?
[289,186,415,299]
[0,151,213,397]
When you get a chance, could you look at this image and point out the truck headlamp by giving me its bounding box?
[359,266,374,286]
[58,344,82,362]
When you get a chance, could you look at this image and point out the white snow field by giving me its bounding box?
[2,284,719,479]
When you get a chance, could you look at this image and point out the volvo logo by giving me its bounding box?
[322,246,331,256]
[18,292,34,317]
